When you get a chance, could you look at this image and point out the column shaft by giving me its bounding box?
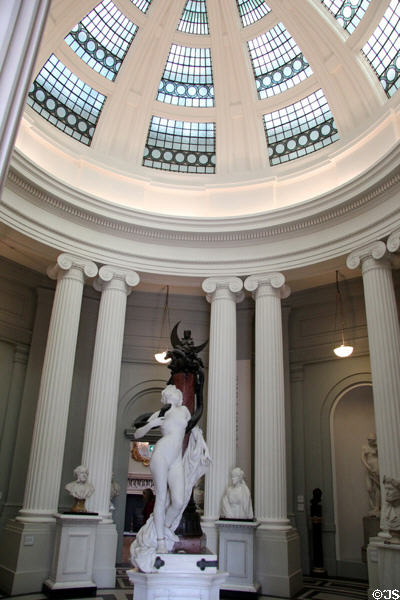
[82,267,139,519]
[245,273,290,527]
[348,243,400,488]
[0,0,50,194]
[202,277,243,522]
[18,255,97,520]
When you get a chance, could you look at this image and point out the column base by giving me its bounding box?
[0,519,56,595]
[255,524,302,597]
[201,518,218,554]
[92,521,118,588]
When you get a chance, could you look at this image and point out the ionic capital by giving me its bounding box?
[202,276,244,304]
[387,229,400,254]
[244,272,290,300]
[47,253,98,282]
[346,241,387,271]
[94,266,140,295]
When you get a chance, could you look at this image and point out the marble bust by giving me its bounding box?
[383,475,400,542]
[221,467,253,519]
[65,465,94,513]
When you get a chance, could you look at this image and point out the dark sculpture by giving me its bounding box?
[310,488,326,575]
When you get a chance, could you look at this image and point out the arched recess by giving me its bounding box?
[320,372,372,577]
[113,379,166,561]
[330,383,375,579]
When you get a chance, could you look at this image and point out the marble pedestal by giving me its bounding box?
[217,519,259,594]
[367,537,400,595]
[44,514,101,595]
[362,516,380,563]
[127,551,227,600]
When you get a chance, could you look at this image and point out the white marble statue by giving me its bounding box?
[361,433,381,517]
[221,467,253,519]
[383,475,400,542]
[65,465,94,512]
[130,384,211,572]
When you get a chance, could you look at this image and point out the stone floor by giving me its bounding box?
[0,569,369,600]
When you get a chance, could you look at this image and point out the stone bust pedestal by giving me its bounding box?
[216,519,259,595]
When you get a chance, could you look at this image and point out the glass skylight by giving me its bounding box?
[362,0,400,98]
[27,54,106,146]
[236,0,271,27]
[65,0,138,82]
[264,89,339,165]
[129,0,152,13]
[248,23,312,99]
[320,0,371,34]
[178,0,209,35]
[143,117,216,173]
[157,45,214,107]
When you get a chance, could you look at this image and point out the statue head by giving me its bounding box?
[368,432,377,446]
[161,384,183,406]
[231,467,244,485]
[383,476,400,505]
[73,465,89,483]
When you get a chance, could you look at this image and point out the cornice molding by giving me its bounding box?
[6,164,400,245]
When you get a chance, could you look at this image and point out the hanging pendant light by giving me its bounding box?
[154,285,172,364]
[333,271,354,358]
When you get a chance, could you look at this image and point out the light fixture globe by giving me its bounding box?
[333,344,354,358]
[154,351,171,364]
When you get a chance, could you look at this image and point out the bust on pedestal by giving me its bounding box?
[218,468,259,595]
[65,465,95,513]
[44,466,100,596]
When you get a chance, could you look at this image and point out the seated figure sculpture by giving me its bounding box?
[221,467,253,519]
[130,384,211,572]
[65,465,94,513]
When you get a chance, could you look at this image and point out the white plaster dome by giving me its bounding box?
[4,0,400,283]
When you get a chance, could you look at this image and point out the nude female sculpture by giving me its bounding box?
[130,384,210,571]
[133,384,190,553]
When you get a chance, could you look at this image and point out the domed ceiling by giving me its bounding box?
[13,0,400,218]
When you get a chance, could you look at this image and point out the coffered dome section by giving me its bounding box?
[13,0,400,217]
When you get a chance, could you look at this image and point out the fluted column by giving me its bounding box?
[347,241,400,529]
[18,254,97,521]
[244,273,291,528]
[201,277,244,535]
[82,266,139,519]
[0,0,50,196]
